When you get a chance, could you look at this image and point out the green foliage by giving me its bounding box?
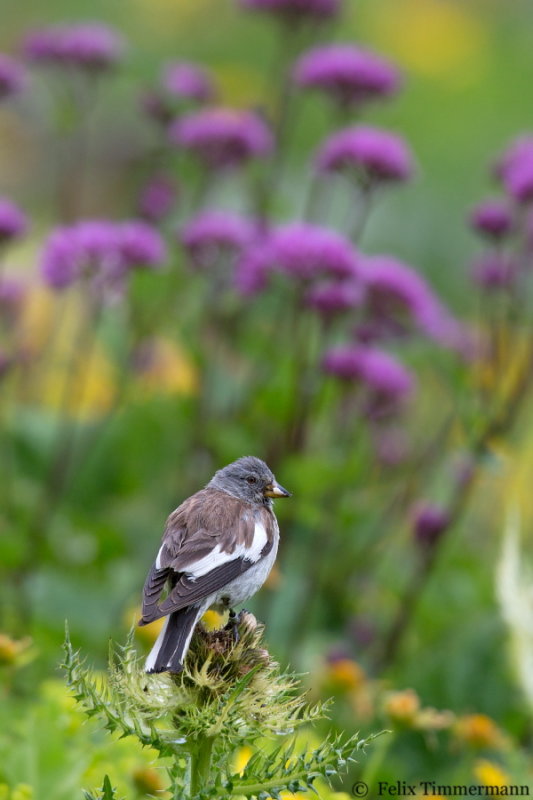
[62,619,372,799]
[82,775,122,800]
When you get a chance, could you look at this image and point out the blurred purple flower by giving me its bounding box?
[413,503,450,547]
[306,279,363,317]
[316,125,414,184]
[272,222,360,280]
[504,160,533,205]
[294,44,401,109]
[24,23,125,72]
[469,200,513,240]
[40,219,165,291]
[0,198,28,244]
[138,175,177,222]
[118,221,167,268]
[234,242,273,296]
[323,344,414,414]
[162,61,215,102]
[496,135,533,205]
[0,54,27,100]
[495,135,533,179]
[470,253,516,291]
[41,227,80,289]
[360,255,463,349]
[170,108,273,169]
[239,0,340,22]
[180,209,254,271]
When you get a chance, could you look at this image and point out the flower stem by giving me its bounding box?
[189,735,215,797]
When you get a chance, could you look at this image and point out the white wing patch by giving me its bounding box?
[185,519,268,578]
[248,520,267,561]
[155,545,164,570]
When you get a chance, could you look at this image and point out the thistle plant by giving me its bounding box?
[62,613,372,799]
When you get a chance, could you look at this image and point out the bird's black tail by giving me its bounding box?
[145,606,201,674]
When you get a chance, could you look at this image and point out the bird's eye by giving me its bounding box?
[246,476,257,484]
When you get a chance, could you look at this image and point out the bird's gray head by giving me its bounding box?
[207,456,291,507]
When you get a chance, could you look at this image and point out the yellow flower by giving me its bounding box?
[474,759,510,789]
[325,659,365,693]
[134,337,198,398]
[361,0,488,86]
[383,688,421,726]
[0,633,33,667]
[234,745,253,776]
[132,766,166,795]
[19,288,116,419]
[124,607,166,648]
[201,609,226,632]
[454,714,504,749]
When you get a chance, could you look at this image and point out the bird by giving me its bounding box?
[138,456,291,674]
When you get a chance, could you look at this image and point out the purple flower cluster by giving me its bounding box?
[143,62,215,126]
[40,219,166,292]
[0,198,28,244]
[294,44,401,109]
[468,135,533,295]
[234,244,273,296]
[496,135,533,205]
[178,216,365,298]
[469,200,513,240]
[412,503,450,547]
[323,344,414,414]
[239,0,340,22]
[170,108,273,169]
[0,54,27,100]
[24,23,125,72]
[359,256,462,348]
[470,253,516,291]
[138,176,177,222]
[163,61,215,103]
[270,222,359,280]
[316,125,414,184]
[180,210,254,271]
[306,280,363,317]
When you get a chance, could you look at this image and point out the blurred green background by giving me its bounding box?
[2,1,533,798]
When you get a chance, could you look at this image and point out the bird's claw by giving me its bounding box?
[225,608,241,644]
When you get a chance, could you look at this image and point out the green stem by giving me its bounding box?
[230,769,314,798]
[190,735,215,797]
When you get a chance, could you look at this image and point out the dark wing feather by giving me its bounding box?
[139,563,171,625]
[154,558,251,617]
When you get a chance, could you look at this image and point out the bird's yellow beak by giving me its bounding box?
[264,481,291,498]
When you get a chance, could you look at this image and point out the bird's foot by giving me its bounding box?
[224,609,240,644]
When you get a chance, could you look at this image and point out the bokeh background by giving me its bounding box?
[2,0,533,797]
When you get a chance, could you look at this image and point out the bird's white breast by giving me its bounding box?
[210,517,279,608]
